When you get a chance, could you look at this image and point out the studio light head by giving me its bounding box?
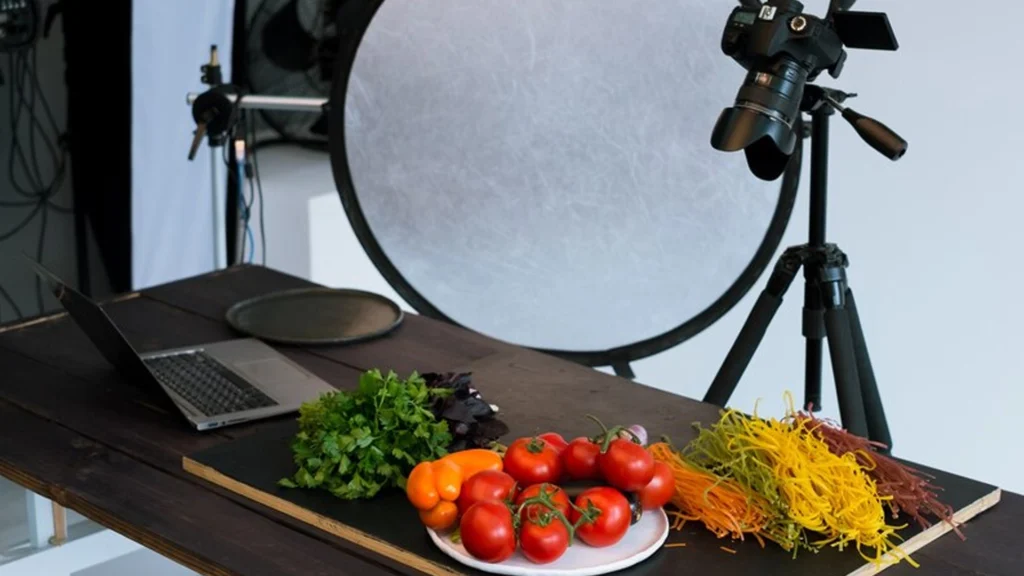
[711,0,900,180]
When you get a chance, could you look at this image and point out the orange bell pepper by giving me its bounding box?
[443,449,503,479]
[406,461,440,511]
[406,449,504,529]
[419,501,459,530]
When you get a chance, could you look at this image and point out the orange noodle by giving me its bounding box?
[648,442,770,543]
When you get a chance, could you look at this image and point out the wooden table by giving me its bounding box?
[0,266,1019,576]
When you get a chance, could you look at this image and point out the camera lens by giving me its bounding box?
[739,57,807,128]
[711,56,810,180]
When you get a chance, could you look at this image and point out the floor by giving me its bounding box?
[0,478,196,575]
[0,479,27,558]
[73,550,197,576]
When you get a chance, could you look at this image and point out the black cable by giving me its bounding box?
[248,113,267,265]
[1,43,73,318]
[5,49,70,212]
[25,50,47,194]
[17,49,59,194]
[0,283,24,321]
[8,52,42,198]
[29,46,63,145]
[20,47,71,213]
[0,201,44,242]
[35,204,48,314]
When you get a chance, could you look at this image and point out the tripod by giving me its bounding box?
[703,85,905,450]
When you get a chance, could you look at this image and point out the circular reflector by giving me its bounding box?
[329,0,800,366]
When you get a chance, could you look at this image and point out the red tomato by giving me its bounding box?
[503,437,563,485]
[460,501,516,563]
[457,470,518,514]
[562,437,602,480]
[599,439,655,492]
[638,462,674,510]
[570,487,631,548]
[538,432,568,454]
[519,515,570,564]
[515,483,571,520]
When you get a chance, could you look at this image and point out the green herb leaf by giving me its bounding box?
[279,369,452,500]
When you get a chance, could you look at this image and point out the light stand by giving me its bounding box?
[185,45,328,270]
[703,85,906,451]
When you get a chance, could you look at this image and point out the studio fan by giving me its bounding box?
[245,0,334,144]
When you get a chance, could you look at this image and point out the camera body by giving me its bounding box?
[722,0,847,85]
[710,0,898,181]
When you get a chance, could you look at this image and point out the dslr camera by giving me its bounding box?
[711,0,897,180]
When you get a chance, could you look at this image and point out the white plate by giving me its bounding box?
[427,508,669,576]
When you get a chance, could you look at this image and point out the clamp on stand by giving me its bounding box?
[187,46,237,270]
[186,45,327,269]
[703,85,906,451]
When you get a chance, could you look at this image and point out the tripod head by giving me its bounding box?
[801,85,908,161]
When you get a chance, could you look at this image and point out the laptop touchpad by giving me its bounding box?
[233,358,310,384]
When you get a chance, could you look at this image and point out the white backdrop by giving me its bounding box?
[131,0,235,290]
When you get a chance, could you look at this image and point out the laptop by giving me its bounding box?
[28,258,337,431]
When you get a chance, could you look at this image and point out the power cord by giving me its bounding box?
[247,114,264,266]
[217,106,263,266]
[0,43,70,319]
[233,133,255,264]
[248,112,267,266]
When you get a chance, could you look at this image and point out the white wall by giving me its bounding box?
[130,0,234,290]
[257,2,1024,495]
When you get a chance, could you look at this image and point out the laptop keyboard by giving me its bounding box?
[144,351,278,417]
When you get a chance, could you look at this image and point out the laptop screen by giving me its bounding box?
[25,258,174,407]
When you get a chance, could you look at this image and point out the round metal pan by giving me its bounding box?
[225,287,404,346]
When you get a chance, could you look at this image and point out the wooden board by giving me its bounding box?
[183,420,1000,576]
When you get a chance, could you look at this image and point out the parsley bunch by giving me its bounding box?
[279,369,453,500]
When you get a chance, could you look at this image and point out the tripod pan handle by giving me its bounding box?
[842,108,908,161]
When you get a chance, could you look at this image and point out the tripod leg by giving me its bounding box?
[822,307,870,438]
[704,248,804,407]
[817,251,870,438]
[845,288,893,451]
[803,272,825,412]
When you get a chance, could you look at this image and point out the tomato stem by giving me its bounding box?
[514,484,577,544]
[585,414,609,437]
[587,415,643,453]
[599,425,629,453]
[525,437,547,454]
[569,499,602,530]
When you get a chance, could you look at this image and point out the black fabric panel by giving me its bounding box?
[231,0,249,87]
[188,419,998,576]
[62,0,132,294]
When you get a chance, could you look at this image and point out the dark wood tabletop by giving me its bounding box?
[0,265,1019,576]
